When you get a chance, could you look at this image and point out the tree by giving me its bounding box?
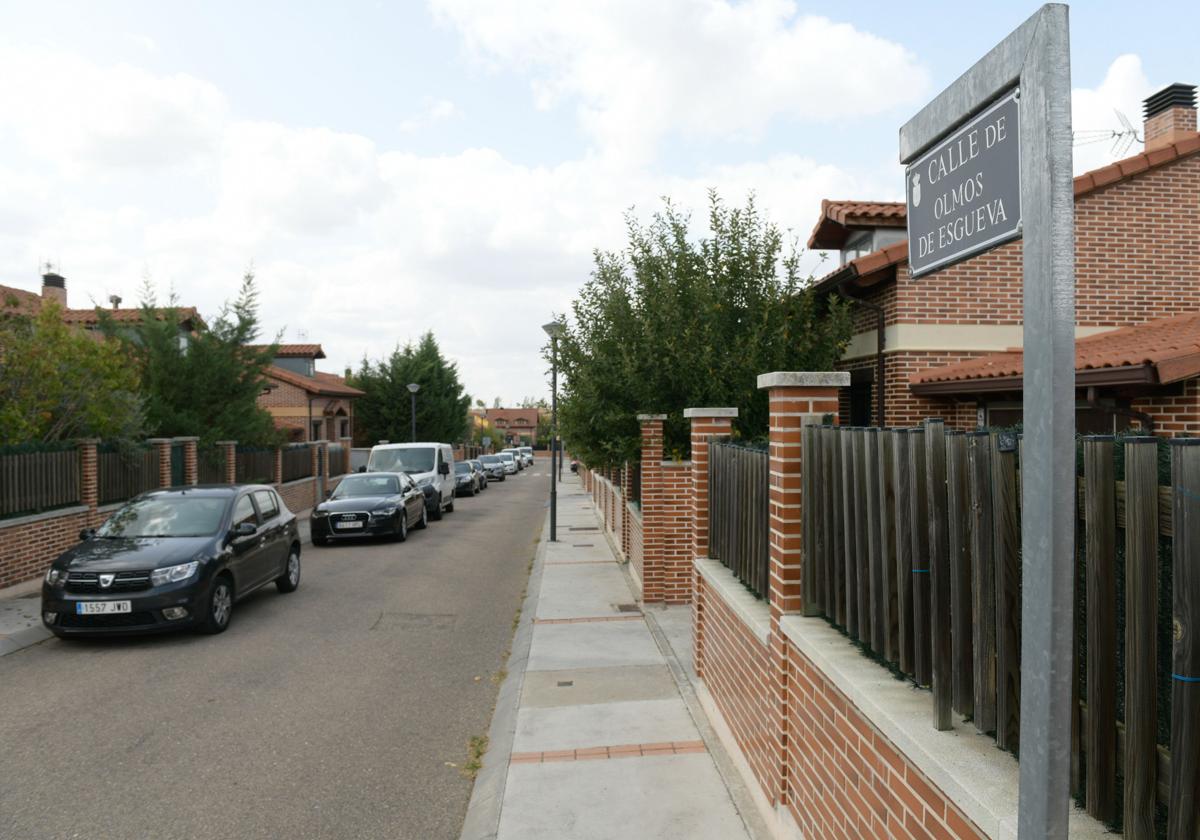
[350,332,471,445]
[108,272,282,446]
[554,192,852,466]
[0,298,143,445]
[519,396,548,409]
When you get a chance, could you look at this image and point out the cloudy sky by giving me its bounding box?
[2,0,1196,404]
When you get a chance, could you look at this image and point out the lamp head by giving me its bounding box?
[407,383,420,394]
[542,321,565,339]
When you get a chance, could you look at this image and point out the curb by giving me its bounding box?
[459,508,549,840]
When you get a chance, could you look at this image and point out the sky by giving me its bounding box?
[1,0,1197,405]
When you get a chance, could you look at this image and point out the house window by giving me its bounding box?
[340,419,349,438]
[311,421,322,441]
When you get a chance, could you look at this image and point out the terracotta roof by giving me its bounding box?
[0,284,43,316]
[807,200,906,250]
[265,365,364,397]
[910,312,1200,393]
[61,306,201,326]
[251,343,326,359]
[1074,132,1200,197]
[811,240,909,293]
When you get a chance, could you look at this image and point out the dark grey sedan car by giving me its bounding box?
[310,472,427,545]
[41,485,301,637]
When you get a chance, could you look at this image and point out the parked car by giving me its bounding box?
[467,459,489,490]
[518,446,534,466]
[453,461,481,497]
[496,451,519,475]
[478,454,507,481]
[41,485,301,638]
[501,448,524,470]
[366,442,455,520]
[310,472,426,545]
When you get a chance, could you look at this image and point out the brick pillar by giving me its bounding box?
[638,414,666,603]
[758,371,848,808]
[216,441,237,484]
[621,462,633,559]
[175,437,199,485]
[684,407,738,679]
[339,436,353,474]
[315,440,328,507]
[147,438,172,488]
[273,447,284,485]
[79,439,99,521]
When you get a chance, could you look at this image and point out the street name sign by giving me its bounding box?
[906,88,1022,278]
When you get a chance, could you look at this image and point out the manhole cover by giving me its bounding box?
[556,680,574,687]
[572,543,594,547]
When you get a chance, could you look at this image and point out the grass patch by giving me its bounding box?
[461,734,489,779]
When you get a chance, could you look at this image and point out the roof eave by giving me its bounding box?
[910,363,1159,396]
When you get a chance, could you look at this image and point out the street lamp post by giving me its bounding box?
[407,383,420,442]
[542,321,565,542]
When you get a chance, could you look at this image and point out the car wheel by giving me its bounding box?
[277,546,301,593]
[446,496,455,513]
[430,500,443,521]
[415,504,428,530]
[199,575,234,634]
[394,512,408,542]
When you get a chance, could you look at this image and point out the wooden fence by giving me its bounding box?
[281,445,313,483]
[709,441,769,599]
[799,421,1200,837]
[235,446,275,485]
[327,443,346,477]
[197,446,226,484]
[0,446,81,519]
[97,445,159,505]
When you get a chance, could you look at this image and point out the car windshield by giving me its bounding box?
[454,463,470,474]
[96,497,228,538]
[499,453,514,462]
[480,455,500,464]
[332,475,400,498]
[369,448,435,474]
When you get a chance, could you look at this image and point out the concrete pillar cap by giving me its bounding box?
[77,438,100,445]
[171,436,200,442]
[636,414,667,421]
[146,437,174,445]
[683,407,738,418]
[757,371,850,389]
[215,440,238,446]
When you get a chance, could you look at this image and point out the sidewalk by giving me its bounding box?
[462,474,764,840]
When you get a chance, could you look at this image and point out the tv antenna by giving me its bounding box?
[1072,108,1142,157]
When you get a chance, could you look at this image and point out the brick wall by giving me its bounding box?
[1133,379,1200,435]
[0,509,92,590]
[784,640,986,839]
[696,573,776,802]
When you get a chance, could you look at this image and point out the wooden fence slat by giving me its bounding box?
[1124,437,1159,838]
[865,429,883,654]
[831,429,846,628]
[910,428,931,687]
[802,424,819,616]
[894,430,915,676]
[879,430,899,664]
[1169,439,1200,840]
[854,429,871,645]
[992,433,1021,752]
[925,419,952,730]
[842,430,858,635]
[968,433,996,735]
[821,427,836,621]
[1083,436,1118,823]
[946,431,974,719]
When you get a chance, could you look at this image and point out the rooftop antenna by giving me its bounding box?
[108,294,123,310]
[1112,109,1141,157]
[297,328,309,341]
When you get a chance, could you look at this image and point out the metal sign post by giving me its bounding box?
[900,5,1075,837]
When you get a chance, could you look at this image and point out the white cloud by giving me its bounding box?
[399,98,462,133]
[0,46,226,175]
[430,0,929,164]
[1071,54,1154,174]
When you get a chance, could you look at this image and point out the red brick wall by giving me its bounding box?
[276,477,317,515]
[838,350,988,430]
[1132,379,1200,436]
[0,509,92,590]
[643,462,693,604]
[697,574,777,802]
[785,638,986,840]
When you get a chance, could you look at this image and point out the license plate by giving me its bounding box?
[335,520,364,529]
[76,601,132,615]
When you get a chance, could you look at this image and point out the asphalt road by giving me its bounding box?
[0,467,546,840]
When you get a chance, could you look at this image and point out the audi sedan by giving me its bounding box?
[41,485,301,637]
[310,471,427,545]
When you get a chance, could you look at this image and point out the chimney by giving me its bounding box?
[1143,83,1197,152]
[41,271,66,306]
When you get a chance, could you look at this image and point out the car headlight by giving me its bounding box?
[151,561,199,587]
[312,508,329,518]
[370,506,398,518]
[44,567,68,588]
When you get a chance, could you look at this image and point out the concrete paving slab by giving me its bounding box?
[521,665,679,708]
[496,753,749,840]
[536,564,635,619]
[513,698,700,753]
[527,619,663,672]
[649,604,697,684]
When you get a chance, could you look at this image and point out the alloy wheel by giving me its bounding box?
[212,583,232,627]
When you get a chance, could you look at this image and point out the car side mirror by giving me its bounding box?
[439,462,450,476]
[325,489,333,498]
[79,528,95,542]
[233,521,257,538]
[357,465,367,473]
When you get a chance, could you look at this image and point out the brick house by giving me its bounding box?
[484,407,540,446]
[255,344,363,442]
[1,271,202,335]
[810,82,1200,434]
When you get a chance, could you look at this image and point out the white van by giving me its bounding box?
[366,443,455,520]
